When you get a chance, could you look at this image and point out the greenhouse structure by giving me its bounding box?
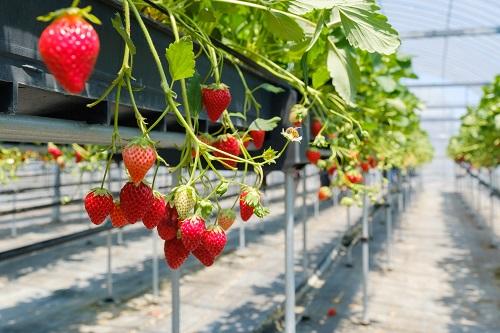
[0,1,498,332]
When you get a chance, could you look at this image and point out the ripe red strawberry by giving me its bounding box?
[213,134,241,168]
[38,10,100,93]
[327,164,337,176]
[346,172,363,184]
[368,156,377,168]
[360,161,370,173]
[192,243,215,267]
[217,208,236,231]
[48,143,62,159]
[318,186,332,201]
[311,118,322,137]
[143,192,166,229]
[174,185,196,219]
[239,191,255,222]
[249,130,266,150]
[84,188,113,225]
[202,83,232,122]
[306,148,321,165]
[203,225,227,257]
[164,238,190,270]
[179,216,206,251]
[110,201,128,228]
[122,137,156,185]
[119,182,153,223]
[327,307,337,317]
[157,204,179,240]
[75,151,84,163]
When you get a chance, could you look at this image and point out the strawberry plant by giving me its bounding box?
[31,0,436,270]
[448,75,500,169]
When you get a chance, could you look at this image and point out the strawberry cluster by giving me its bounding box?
[83,132,269,269]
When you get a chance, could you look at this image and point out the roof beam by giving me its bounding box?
[402,26,500,39]
[424,104,467,109]
[420,117,460,122]
[407,81,489,88]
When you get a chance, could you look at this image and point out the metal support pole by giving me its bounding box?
[284,169,296,333]
[52,165,61,223]
[301,169,308,277]
[346,206,353,267]
[313,195,319,218]
[105,229,113,301]
[476,175,481,215]
[398,189,403,214]
[239,219,246,249]
[385,194,393,271]
[116,163,124,245]
[171,171,181,333]
[152,231,159,298]
[11,189,17,237]
[171,268,181,333]
[489,170,496,247]
[333,187,339,206]
[361,186,370,325]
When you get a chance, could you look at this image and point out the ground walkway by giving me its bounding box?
[297,175,500,333]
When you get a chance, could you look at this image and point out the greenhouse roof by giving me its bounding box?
[379,0,500,120]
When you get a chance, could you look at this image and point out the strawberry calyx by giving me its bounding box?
[240,187,269,218]
[152,190,164,200]
[218,208,236,220]
[125,136,156,150]
[88,187,112,197]
[37,6,101,25]
[207,224,224,233]
[203,83,229,91]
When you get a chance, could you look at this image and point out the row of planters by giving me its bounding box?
[0,0,433,269]
[448,75,500,170]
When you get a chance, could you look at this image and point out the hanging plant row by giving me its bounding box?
[31,0,434,269]
[448,75,500,170]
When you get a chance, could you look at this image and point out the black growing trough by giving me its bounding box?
[0,0,309,170]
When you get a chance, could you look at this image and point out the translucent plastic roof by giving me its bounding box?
[379,0,500,119]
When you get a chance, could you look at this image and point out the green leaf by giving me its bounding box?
[327,38,359,104]
[165,36,195,81]
[111,13,136,55]
[301,53,309,87]
[255,83,285,94]
[187,72,202,117]
[263,11,304,42]
[386,98,406,112]
[375,76,397,93]
[248,117,281,131]
[305,10,327,52]
[312,68,330,88]
[331,0,400,54]
[290,0,336,15]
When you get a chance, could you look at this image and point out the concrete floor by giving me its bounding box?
[1,164,498,333]
[297,173,500,333]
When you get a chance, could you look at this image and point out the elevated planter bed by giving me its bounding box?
[0,0,309,170]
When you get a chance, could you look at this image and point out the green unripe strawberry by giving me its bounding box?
[174,185,196,219]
